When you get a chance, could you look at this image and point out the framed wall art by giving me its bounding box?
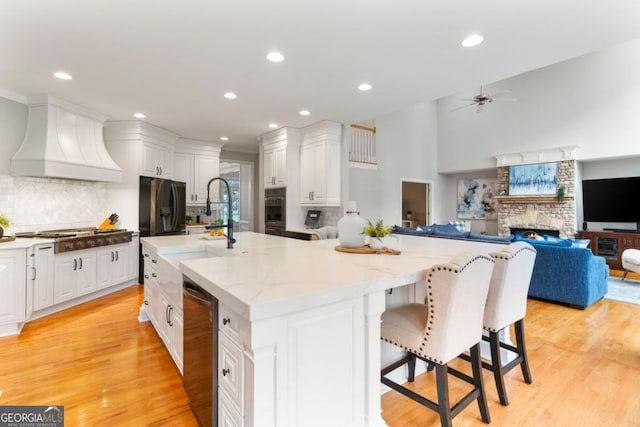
[508,162,558,196]
[457,178,499,220]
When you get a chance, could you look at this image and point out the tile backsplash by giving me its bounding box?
[0,174,108,234]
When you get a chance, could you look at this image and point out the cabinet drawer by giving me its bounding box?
[220,304,242,340]
[623,237,636,247]
[219,333,244,413]
[220,390,244,427]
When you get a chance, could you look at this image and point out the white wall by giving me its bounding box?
[437,37,640,173]
[349,101,446,226]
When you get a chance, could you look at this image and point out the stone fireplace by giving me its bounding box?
[496,160,577,238]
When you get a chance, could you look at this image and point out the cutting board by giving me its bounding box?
[0,236,17,244]
[334,244,401,255]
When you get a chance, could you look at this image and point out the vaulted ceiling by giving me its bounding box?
[2,1,640,152]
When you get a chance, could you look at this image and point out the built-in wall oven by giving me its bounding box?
[265,188,286,236]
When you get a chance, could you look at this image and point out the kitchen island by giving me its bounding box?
[141,232,503,427]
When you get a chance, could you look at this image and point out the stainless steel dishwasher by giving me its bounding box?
[183,276,218,427]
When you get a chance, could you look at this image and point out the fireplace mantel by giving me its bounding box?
[497,195,574,204]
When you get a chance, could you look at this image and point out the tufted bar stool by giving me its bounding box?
[380,251,495,427]
[476,241,537,406]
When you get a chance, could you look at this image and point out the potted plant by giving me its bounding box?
[0,214,10,238]
[362,219,395,249]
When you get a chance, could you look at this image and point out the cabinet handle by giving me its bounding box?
[144,300,149,305]
[144,274,150,279]
[32,266,37,281]
[160,167,163,176]
[222,368,230,376]
[195,194,197,201]
[39,246,53,250]
[111,251,115,262]
[144,253,149,257]
[79,257,83,270]
[166,305,170,323]
[152,273,157,278]
[168,306,174,327]
[151,259,157,263]
[222,317,231,326]
[115,251,119,261]
[73,259,77,271]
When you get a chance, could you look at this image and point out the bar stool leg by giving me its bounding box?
[489,331,509,406]
[435,364,452,427]
[471,343,491,423]
[515,319,533,384]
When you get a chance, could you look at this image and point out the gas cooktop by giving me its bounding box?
[15,228,132,253]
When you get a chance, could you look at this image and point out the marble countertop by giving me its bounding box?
[141,232,504,322]
[0,237,56,250]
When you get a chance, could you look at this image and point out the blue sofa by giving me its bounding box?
[393,225,609,309]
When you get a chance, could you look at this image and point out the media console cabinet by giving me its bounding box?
[578,230,640,269]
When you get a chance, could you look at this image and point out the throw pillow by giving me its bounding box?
[449,220,467,233]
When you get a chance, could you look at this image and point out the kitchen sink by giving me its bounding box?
[161,246,228,267]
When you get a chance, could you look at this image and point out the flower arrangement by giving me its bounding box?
[0,214,9,228]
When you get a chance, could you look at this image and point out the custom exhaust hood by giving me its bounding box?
[11,95,122,182]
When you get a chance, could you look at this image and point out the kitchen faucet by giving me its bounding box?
[205,177,236,249]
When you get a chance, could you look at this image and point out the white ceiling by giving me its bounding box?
[2,0,640,153]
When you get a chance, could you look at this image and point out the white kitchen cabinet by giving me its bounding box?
[141,142,173,178]
[174,139,223,206]
[299,120,342,206]
[128,232,140,282]
[54,249,97,304]
[219,303,247,426]
[263,142,287,188]
[96,244,129,290]
[31,243,55,312]
[141,243,184,372]
[0,249,27,336]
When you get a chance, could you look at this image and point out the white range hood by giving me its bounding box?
[11,95,122,182]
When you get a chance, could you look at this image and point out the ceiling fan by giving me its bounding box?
[451,86,516,113]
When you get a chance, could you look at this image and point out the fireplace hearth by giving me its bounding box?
[510,227,560,238]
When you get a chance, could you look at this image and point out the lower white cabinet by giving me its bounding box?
[96,244,129,290]
[32,243,55,312]
[54,249,97,304]
[128,232,140,282]
[142,243,184,373]
[0,249,27,335]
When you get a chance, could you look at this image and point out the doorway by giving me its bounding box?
[219,161,254,231]
[401,180,431,227]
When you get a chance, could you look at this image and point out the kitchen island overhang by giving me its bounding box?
[142,232,504,427]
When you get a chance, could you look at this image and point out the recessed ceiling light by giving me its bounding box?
[53,71,72,80]
[269,123,278,129]
[358,83,373,91]
[220,136,229,141]
[266,51,285,62]
[299,110,310,116]
[133,112,146,119]
[224,92,237,100]
[461,34,484,47]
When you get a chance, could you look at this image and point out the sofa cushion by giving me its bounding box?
[433,226,470,239]
[468,232,514,243]
[514,234,572,247]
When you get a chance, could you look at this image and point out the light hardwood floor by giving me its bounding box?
[1,279,639,426]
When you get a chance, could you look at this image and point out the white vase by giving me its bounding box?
[369,237,384,249]
[338,201,367,248]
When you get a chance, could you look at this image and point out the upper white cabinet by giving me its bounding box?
[299,121,342,206]
[174,139,223,206]
[261,127,300,190]
[104,121,180,179]
[0,249,27,336]
[263,142,287,188]
[141,142,173,178]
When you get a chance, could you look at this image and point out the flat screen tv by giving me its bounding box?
[582,177,640,223]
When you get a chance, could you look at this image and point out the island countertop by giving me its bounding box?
[141,232,503,322]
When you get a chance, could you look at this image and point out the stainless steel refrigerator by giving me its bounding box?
[139,176,186,282]
[139,176,186,237]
